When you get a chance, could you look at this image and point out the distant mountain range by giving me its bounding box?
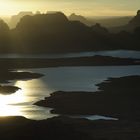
[110,10,140,33]
[1,12,133,29]
[68,13,132,28]
[69,13,95,26]
[9,12,34,29]
[69,11,140,33]
[0,10,139,53]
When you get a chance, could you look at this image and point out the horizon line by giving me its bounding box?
[0,10,136,18]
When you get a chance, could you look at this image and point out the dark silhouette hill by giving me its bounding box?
[0,11,139,53]
[69,13,94,26]
[69,13,132,27]
[8,11,140,52]
[91,23,109,35]
[110,10,140,33]
[0,20,12,53]
[128,10,140,28]
[9,11,33,29]
[12,12,106,53]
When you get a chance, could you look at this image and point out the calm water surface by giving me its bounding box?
[0,65,140,120]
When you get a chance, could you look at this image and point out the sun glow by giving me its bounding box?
[0,82,28,116]
[0,0,42,16]
[0,1,19,16]
[0,93,24,116]
[0,79,46,118]
[0,0,138,17]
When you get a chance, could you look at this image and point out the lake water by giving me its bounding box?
[0,50,140,59]
[0,65,140,120]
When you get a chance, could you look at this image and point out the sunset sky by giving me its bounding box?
[0,0,140,17]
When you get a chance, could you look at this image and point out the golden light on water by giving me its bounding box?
[0,82,27,116]
[0,104,21,116]
[0,79,49,118]
[0,93,24,116]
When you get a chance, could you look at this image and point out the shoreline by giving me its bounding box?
[0,55,139,69]
[0,70,44,94]
[35,75,140,121]
[0,85,21,94]
[0,116,139,139]
[0,57,139,139]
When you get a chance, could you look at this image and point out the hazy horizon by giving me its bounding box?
[0,0,139,17]
[0,11,135,19]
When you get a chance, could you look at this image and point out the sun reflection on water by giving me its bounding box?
[0,89,26,116]
[0,79,53,119]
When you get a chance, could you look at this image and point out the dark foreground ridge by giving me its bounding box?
[35,76,140,121]
[0,55,139,69]
[0,116,140,140]
[0,116,93,140]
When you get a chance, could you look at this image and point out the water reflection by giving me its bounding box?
[0,89,25,116]
[0,102,22,116]
[0,79,56,120]
[0,66,140,120]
